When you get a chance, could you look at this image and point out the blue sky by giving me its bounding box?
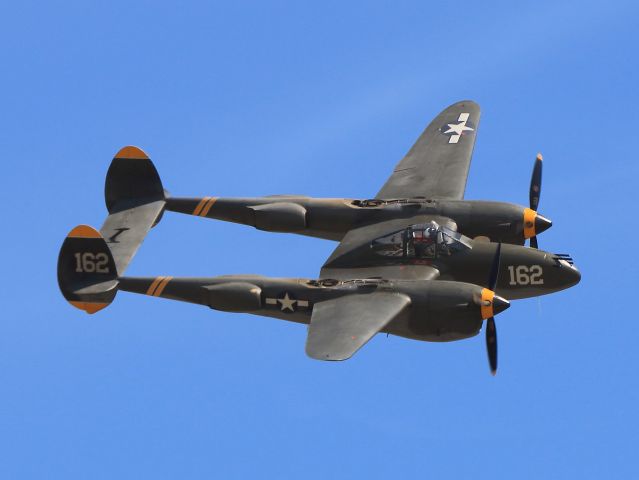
[2,0,638,478]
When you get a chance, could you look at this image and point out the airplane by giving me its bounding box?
[57,100,580,374]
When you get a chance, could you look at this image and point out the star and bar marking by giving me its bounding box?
[442,112,474,144]
[265,292,310,312]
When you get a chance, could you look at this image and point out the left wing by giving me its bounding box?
[376,100,480,200]
[306,292,411,360]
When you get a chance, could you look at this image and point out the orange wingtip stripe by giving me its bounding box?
[146,276,165,296]
[69,301,109,314]
[67,225,102,239]
[199,197,217,217]
[193,197,210,216]
[114,146,149,160]
[153,276,173,297]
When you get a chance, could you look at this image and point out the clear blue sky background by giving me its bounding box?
[1,0,638,478]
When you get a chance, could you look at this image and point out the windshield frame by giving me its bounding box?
[370,222,471,260]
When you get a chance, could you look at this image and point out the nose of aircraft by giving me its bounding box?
[551,255,582,290]
[564,263,581,287]
[535,214,552,235]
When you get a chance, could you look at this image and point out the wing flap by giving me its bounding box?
[306,292,411,361]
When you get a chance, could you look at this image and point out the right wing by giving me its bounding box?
[306,292,411,361]
[376,100,480,200]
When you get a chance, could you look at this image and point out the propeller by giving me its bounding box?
[486,242,502,375]
[527,153,551,249]
[529,153,543,212]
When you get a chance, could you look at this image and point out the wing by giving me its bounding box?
[376,100,480,200]
[306,292,411,360]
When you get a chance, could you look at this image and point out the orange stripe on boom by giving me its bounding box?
[153,276,172,297]
[193,197,210,216]
[146,276,165,296]
[199,197,217,217]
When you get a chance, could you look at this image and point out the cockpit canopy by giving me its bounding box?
[371,221,471,259]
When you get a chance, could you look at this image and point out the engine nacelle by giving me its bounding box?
[204,282,262,312]
[249,202,307,232]
[394,280,508,341]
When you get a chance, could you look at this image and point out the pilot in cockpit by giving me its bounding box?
[411,225,437,258]
[371,221,471,259]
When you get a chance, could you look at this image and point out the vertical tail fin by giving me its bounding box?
[57,225,118,314]
[100,146,166,275]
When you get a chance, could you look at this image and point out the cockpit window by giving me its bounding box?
[371,221,470,259]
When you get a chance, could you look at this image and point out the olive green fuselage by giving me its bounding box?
[166,196,531,244]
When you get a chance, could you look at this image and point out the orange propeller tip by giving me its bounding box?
[536,153,543,161]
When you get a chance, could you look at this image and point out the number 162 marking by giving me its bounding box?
[507,265,544,285]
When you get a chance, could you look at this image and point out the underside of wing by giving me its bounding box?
[306,292,411,361]
[377,100,480,200]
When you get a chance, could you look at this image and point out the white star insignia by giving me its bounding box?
[277,293,296,312]
[443,112,474,144]
[444,122,474,136]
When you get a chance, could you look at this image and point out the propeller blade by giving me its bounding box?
[530,236,538,249]
[485,316,498,375]
[529,153,543,211]
[486,243,501,375]
[488,242,502,291]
